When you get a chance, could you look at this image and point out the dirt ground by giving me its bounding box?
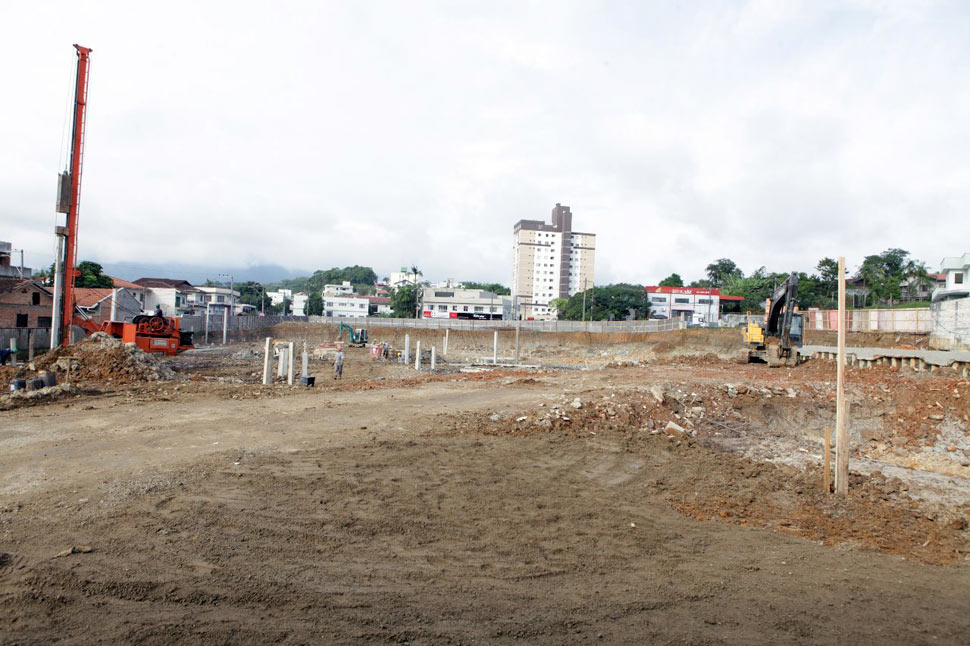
[1,327,969,644]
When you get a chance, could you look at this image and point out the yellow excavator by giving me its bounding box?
[741,272,803,367]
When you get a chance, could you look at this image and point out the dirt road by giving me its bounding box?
[2,361,970,644]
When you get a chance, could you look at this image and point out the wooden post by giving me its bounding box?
[835,257,849,495]
[824,427,832,493]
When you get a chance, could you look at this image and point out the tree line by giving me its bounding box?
[655,249,935,311]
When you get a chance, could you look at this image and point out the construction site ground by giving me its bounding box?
[1,326,969,644]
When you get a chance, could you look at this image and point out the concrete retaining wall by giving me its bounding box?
[931,299,970,351]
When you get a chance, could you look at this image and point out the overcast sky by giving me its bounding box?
[3,1,968,286]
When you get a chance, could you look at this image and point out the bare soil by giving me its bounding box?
[1,329,969,644]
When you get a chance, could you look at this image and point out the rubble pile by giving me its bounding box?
[0,382,80,411]
[35,333,175,383]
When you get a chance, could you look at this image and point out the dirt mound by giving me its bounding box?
[434,387,970,564]
[34,333,175,383]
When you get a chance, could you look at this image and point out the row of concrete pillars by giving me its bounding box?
[401,334,439,371]
[400,328,518,370]
[812,352,970,377]
[261,339,310,385]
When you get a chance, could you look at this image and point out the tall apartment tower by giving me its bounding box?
[512,203,596,320]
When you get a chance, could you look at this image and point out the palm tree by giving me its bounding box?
[904,260,933,302]
[409,265,423,318]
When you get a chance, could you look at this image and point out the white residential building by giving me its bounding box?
[421,288,512,320]
[324,295,369,318]
[389,269,421,288]
[512,203,596,320]
[933,253,970,302]
[267,289,292,306]
[194,286,240,316]
[291,292,309,316]
[323,281,354,297]
[134,278,201,317]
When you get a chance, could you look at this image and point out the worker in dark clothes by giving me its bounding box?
[0,348,11,366]
[154,304,164,317]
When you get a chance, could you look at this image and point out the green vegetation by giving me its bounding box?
[75,261,114,288]
[305,292,324,316]
[463,282,511,295]
[705,259,742,288]
[267,265,379,296]
[554,283,651,321]
[390,284,419,318]
[658,273,683,287]
[236,281,274,312]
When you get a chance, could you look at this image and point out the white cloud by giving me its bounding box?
[2,0,968,284]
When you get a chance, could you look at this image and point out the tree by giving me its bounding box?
[237,281,273,313]
[705,258,743,288]
[816,257,840,301]
[75,261,114,288]
[903,259,933,302]
[272,298,291,315]
[463,282,511,295]
[390,284,418,318]
[857,249,910,307]
[555,284,650,321]
[409,265,424,318]
[688,279,712,288]
[658,273,683,287]
[306,292,324,316]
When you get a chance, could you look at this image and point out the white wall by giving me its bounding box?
[931,298,970,350]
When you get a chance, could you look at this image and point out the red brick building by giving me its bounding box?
[0,278,54,329]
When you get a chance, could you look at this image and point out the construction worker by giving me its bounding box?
[333,348,344,380]
[154,304,164,317]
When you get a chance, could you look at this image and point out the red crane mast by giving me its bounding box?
[55,44,92,346]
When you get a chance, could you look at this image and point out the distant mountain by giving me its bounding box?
[99,261,311,286]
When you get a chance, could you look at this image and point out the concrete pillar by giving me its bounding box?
[415,340,421,370]
[443,329,449,356]
[262,337,273,385]
[431,345,436,371]
[404,334,410,364]
[277,347,287,378]
[287,342,295,385]
[493,330,498,365]
[222,310,229,345]
[514,319,520,363]
[9,338,17,366]
[301,346,309,379]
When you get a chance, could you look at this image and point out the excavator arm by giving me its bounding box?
[765,272,799,352]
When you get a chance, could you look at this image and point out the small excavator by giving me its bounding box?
[741,272,803,367]
[338,322,369,347]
